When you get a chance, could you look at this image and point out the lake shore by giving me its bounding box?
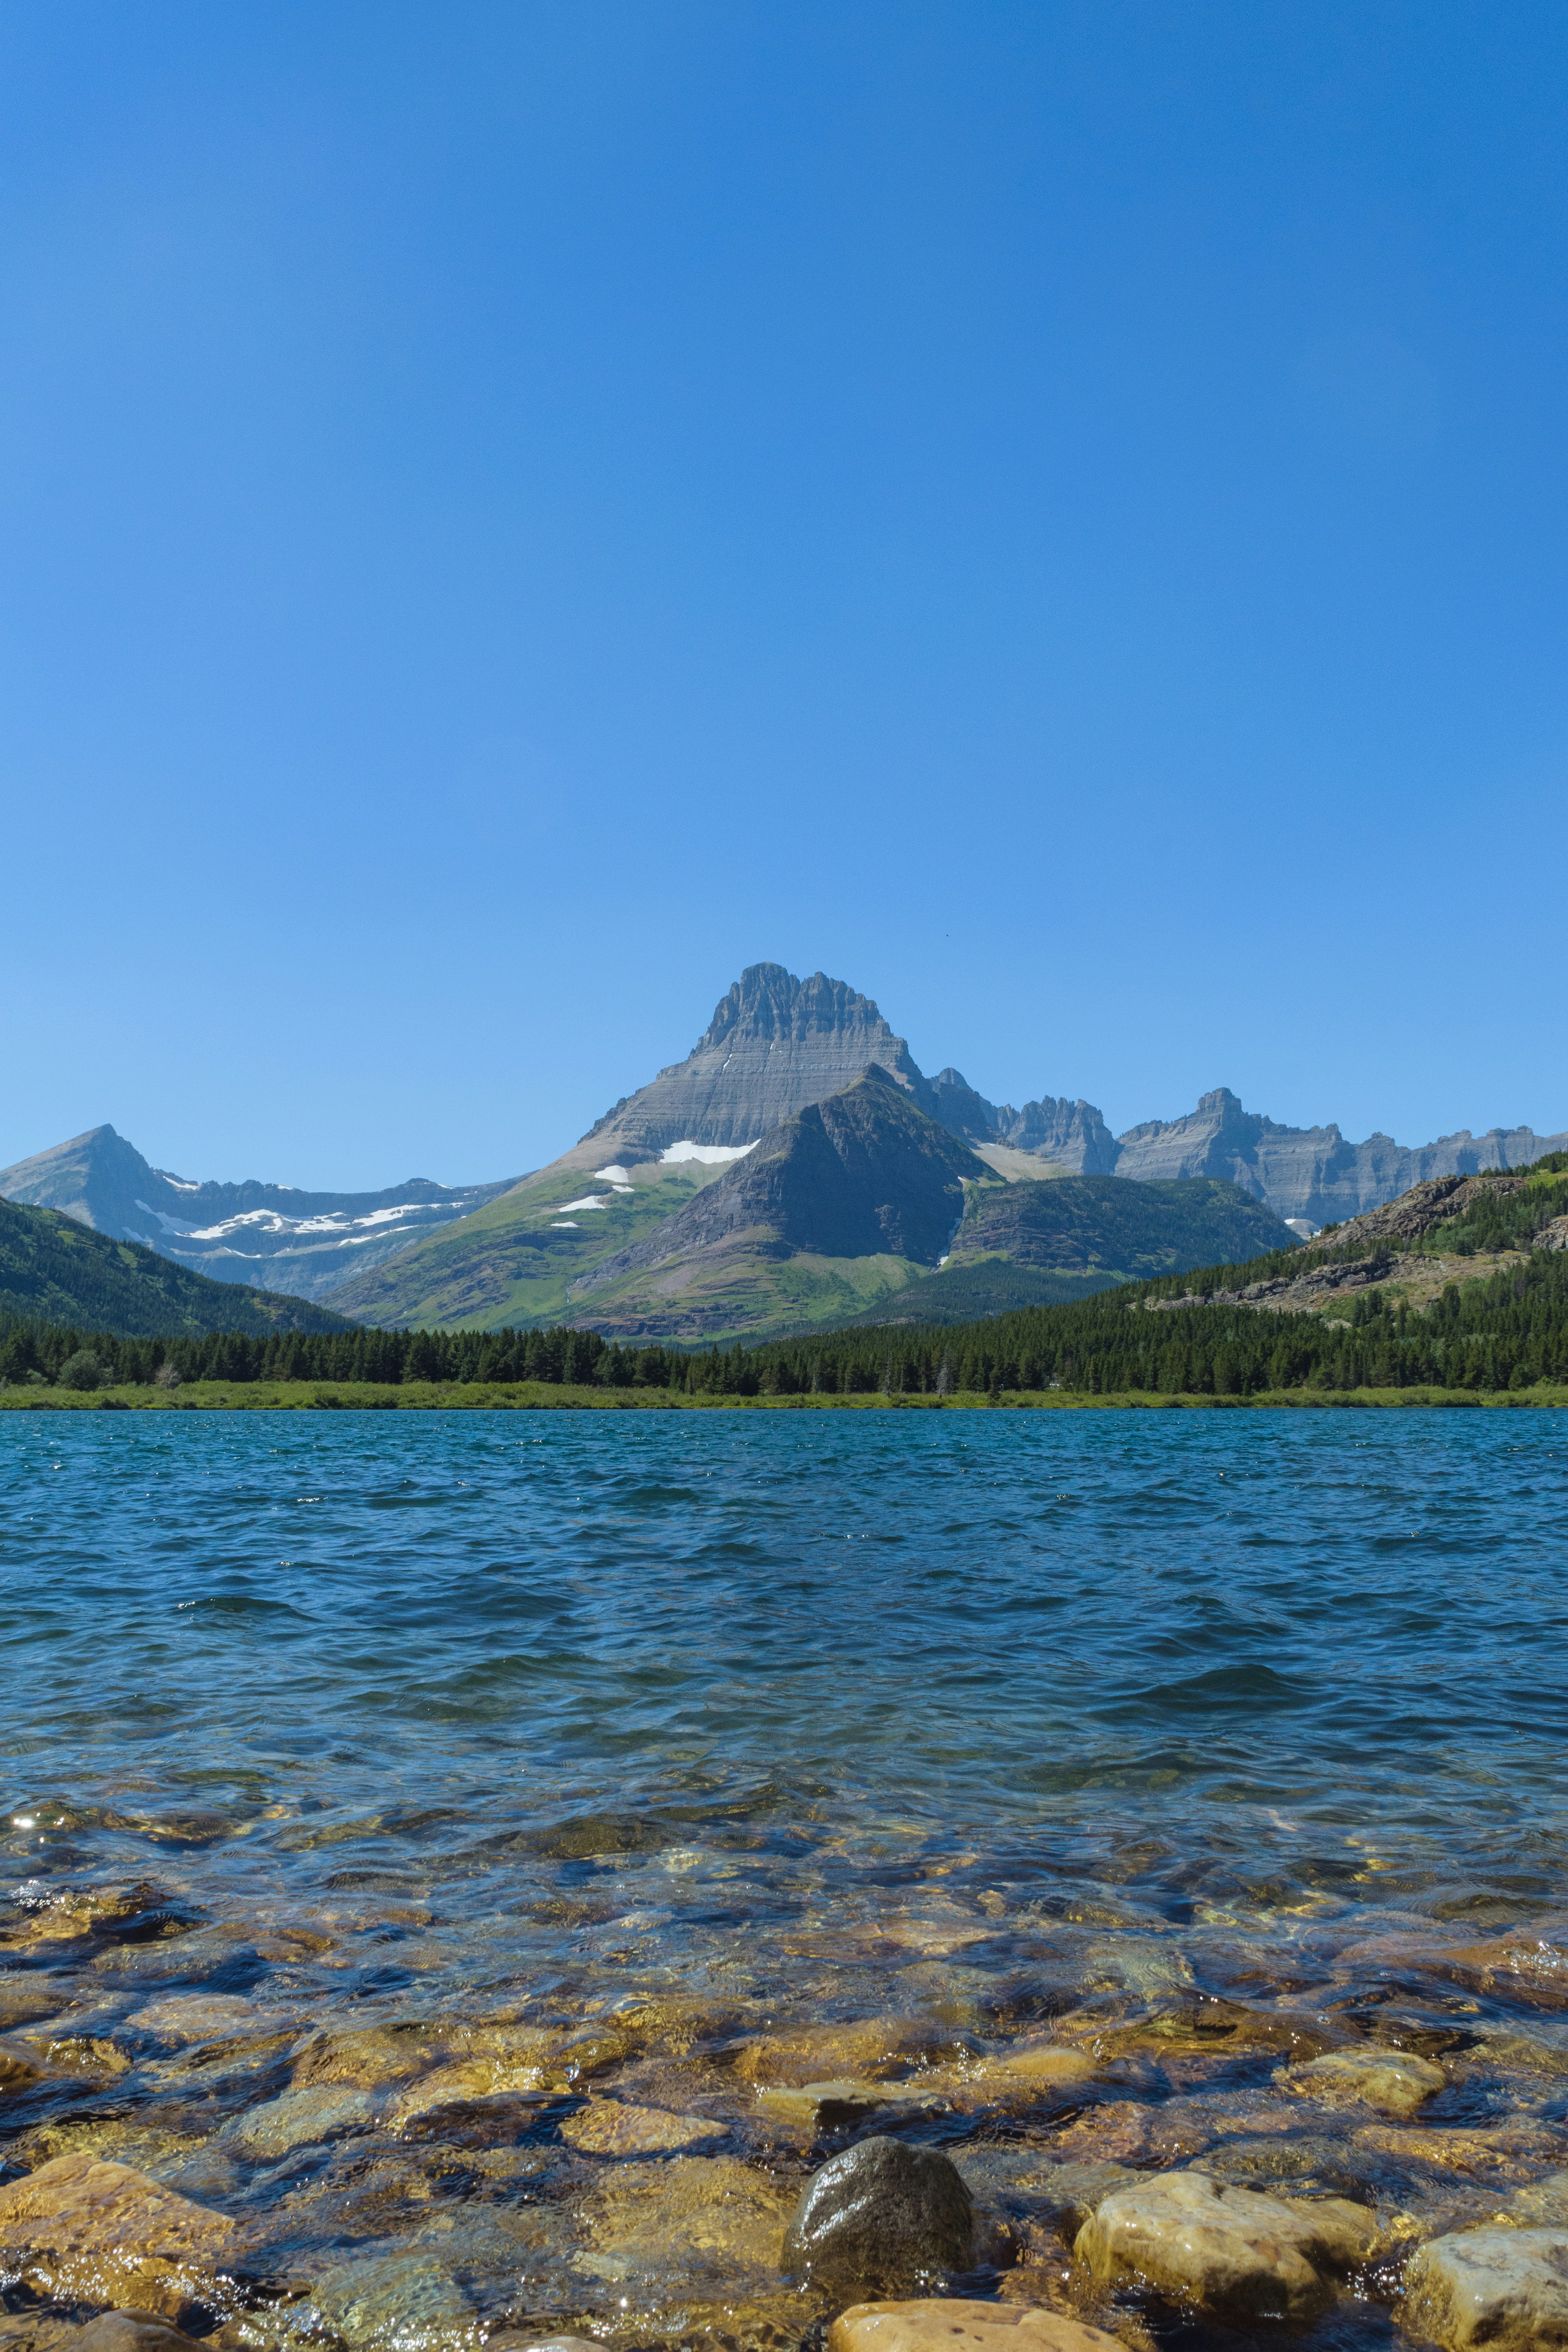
[4,1378,1567,1411]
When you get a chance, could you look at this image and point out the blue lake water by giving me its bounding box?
[4,1409,1568,2348]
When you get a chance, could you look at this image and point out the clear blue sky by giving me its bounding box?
[3,3,1564,1186]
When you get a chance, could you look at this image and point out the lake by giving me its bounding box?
[3,1410,1567,2351]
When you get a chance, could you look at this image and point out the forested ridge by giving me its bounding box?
[5,1156,1566,1399]
[0,1194,353,1337]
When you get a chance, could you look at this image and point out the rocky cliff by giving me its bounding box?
[1109,1088,1568,1224]
[948,1171,1292,1275]
[582,964,930,1158]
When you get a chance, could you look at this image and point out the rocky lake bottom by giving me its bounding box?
[3,1412,1568,2352]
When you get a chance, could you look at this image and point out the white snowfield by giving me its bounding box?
[553,1193,612,1215]
[134,1197,423,1243]
[659,1140,758,1165]
[593,1166,638,1190]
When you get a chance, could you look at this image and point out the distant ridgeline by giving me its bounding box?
[7,1155,1567,1398]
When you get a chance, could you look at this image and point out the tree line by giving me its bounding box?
[4,1157,1566,1400]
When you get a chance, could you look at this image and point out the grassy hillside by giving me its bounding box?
[323,1156,727,1329]
[0,1197,354,1337]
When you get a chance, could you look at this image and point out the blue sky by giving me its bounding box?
[2,3,1564,1186]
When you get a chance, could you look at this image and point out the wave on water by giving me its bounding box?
[3,1411,1568,2350]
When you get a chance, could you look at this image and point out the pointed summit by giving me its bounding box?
[582,962,930,1157]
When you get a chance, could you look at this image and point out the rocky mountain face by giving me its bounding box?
[832,1173,1295,1330]
[0,1126,513,1302]
[947,1171,1291,1275]
[1108,1088,1568,1224]
[582,964,930,1158]
[906,1068,1120,1169]
[581,1069,980,1298]
[565,1078,1302,1344]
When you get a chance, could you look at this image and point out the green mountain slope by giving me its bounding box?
[566,1069,983,1341]
[0,1197,356,1337]
[834,1174,1295,1326]
[323,1153,736,1330]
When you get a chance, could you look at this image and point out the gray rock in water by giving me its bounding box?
[782,2134,975,2300]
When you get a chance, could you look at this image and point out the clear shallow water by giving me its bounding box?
[4,1411,1568,2351]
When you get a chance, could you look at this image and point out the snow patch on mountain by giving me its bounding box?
[660,1140,758,1164]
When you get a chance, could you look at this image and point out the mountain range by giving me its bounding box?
[2,959,1562,1342]
[0,1126,511,1302]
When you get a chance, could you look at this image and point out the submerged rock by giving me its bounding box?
[1086,1997,1334,2063]
[1442,1919,1568,2006]
[559,2097,727,2153]
[0,2152,238,2321]
[1278,2046,1445,2117]
[0,2034,49,2094]
[1405,2227,1568,2352]
[828,2300,1123,2352]
[291,2023,445,2088]
[733,2018,936,2088]
[782,2135,976,2300]
[755,2079,922,2131]
[576,2151,796,2305]
[220,2084,381,2159]
[305,2252,474,2352]
[906,2044,1098,2108]
[1353,2121,1561,2181]
[76,2313,206,2352]
[0,1982,71,2030]
[485,2340,602,2352]
[1074,2170,1378,2321]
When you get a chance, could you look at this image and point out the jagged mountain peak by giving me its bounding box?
[697,963,900,1052]
[582,962,927,1158]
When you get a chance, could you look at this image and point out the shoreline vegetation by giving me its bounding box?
[4,1153,1565,1410]
[4,1378,1566,1411]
